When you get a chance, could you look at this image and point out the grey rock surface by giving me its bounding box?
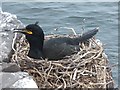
[0,9,24,62]
[0,10,38,89]
[0,72,38,89]
[1,63,21,72]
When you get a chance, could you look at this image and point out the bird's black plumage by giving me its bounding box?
[14,23,99,60]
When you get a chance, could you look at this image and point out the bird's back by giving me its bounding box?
[43,27,99,60]
[43,37,81,60]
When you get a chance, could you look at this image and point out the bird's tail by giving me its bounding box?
[77,27,99,42]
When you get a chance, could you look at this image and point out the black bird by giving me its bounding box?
[14,22,99,60]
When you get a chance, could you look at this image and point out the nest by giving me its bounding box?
[10,34,114,89]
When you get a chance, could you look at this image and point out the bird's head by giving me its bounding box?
[14,21,44,49]
[14,22,45,59]
[14,22,44,38]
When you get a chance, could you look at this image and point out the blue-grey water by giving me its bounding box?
[2,2,118,87]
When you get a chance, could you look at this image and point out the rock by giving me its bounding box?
[0,10,24,62]
[0,10,38,90]
[0,72,38,89]
[1,63,21,72]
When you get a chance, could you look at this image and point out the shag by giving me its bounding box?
[14,22,99,60]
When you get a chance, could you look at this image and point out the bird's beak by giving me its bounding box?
[13,28,33,35]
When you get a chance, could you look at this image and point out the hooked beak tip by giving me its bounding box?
[13,30,19,33]
[13,28,25,33]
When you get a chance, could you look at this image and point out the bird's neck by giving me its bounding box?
[29,43,43,52]
[28,47,44,59]
[28,44,44,59]
[27,36,45,59]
